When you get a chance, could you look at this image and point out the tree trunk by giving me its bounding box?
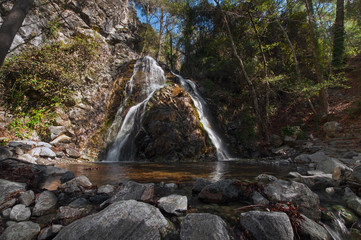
[332,0,345,70]
[0,0,34,67]
[156,9,164,62]
[304,0,329,117]
[214,0,269,143]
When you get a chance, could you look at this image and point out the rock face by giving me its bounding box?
[239,211,294,240]
[180,213,230,240]
[0,0,140,157]
[158,194,187,215]
[54,200,172,240]
[32,191,58,216]
[198,179,240,203]
[9,204,31,221]
[110,181,154,203]
[0,179,26,209]
[135,84,215,162]
[264,180,321,220]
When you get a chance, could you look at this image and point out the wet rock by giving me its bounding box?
[60,171,75,184]
[110,181,154,203]
[252,191,269,205]
[323,121,342,137]
[299,214,330,240]
[288,171,335,190]
[30,147,56,158]
[344,188,361,216]
[351,165,361,184]
[158,194,187,216]
[60,175,92,193]
[48,126,67,140]
[264,179,321,220]
[343,151,359,159]
[32,191,58,216]
[97,184,115,194]
[180,213,230,240]
[18,154,37,164]
[53,200,172,240]
[0,179,26,209]
[192,178,211,193]
[0,221,40,240]
[316,158,351,174]
[239,211,294,240]
[57,201,92,225]
[9,204,31,221]
[255,174,277,184]
[19,190,35,207]
[198,179,240,203]
[38,224,63,240]
[0,146,12,160]
[65,148,81,158]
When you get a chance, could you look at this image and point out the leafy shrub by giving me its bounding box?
[0,34,101,139]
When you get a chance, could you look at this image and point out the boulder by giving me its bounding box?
[18,154,37,164]
[65,148,81,158]
[36,142,52,148]
[2,208,11,218]
[0,221,40,240]
[50,135,72,145]
[110,181,154,203]
[97,184,115,194]
[316,158,351,174]
[255,174,277,184]
[60,171,75,184]
[198,179,240,203]
[252,191,269,205]
[192,178,211,193]
[344,188,361,216]
[351,165,361,184]
[38,225,63,240]
[32,191,58,216]
[270,134,283,148]
[264,180,321,220]
[239,211,294,240]
[0,179,26,209]
[8,141,36,150]
[0,147,12,160]
[30,147,56,158]
[9,204,31,221]
[180,213,230,240]
[19,190,35,207]
[48,126,67,140]
[158,194,187,215]
[53,200,172,240]
[299,214,330,240]
[60,175,92,193]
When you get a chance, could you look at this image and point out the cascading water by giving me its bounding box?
[105,56,231,161]
[173,73,232,160]
[105,56,166,161]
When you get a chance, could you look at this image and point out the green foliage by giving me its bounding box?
[0,34,101,139]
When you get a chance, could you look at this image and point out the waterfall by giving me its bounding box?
[105,56,231,161]
[173,74,232,160]
[105,56,166,161]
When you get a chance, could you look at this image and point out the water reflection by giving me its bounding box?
[56,160,296,186]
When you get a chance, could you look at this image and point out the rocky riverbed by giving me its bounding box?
[1,138,361,239]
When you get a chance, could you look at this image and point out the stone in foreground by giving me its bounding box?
[180,213,230,240]
[158,194,187,215]
[54,200,172,240]
[240,211,294,240]
[0,221,40,240]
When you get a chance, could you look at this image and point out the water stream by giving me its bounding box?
[105,56,232,162]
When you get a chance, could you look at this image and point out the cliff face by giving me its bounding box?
[0,0,140,158]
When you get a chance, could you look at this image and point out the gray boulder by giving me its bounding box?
[198,179,240,203]
[48,126,67,140]
[192,178,211,193]
[110,181,154,203]
[19,190,35,207]
[264,180,321,220]
[299,214,330,240]
[344,188,361,216]
[60,175,92,193]
[53,200,172,240]
[57,198,93,225]
[32,191,58,216]
[30,147,56,158]
[65,148,81,158]
[8,141,36,150]
[158,194,187,215]
[97,184,115,194]
[9,204,31,221]
[38,225,63,240]
[180,213,230,240]
[0,147,12,160]
[0,221,40,240]
[0,180,26,209]
[240,211,294,240]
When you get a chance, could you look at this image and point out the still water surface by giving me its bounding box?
[56,160,297,186]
